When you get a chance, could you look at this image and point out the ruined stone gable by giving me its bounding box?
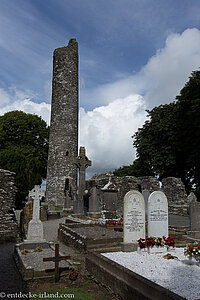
[0,169,18,242]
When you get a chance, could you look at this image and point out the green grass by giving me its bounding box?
[31,288,95,300]
[55,206,63,211]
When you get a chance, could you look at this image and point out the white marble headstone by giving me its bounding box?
[148,191,168,237]
[123,190,145,243]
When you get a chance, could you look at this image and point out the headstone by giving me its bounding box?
[40,206,48,221]
[48,200,56,211]
[121,190,145,252]
[25,188,46,243]
[148,191,168,237]
[88,186,101,213]
[189,202,200,232]
[101,172,118,212]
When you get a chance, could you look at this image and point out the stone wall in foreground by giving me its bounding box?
[0,169,18,242]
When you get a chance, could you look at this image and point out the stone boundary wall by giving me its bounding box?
[0,169,18,242]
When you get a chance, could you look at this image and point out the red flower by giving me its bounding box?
[189,246,194,252]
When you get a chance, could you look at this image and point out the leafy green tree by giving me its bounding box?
[175,70,200,193]
[0,111,49,208]
[133,103,179,179]
[114,158,154,177]
[115,69,200,197]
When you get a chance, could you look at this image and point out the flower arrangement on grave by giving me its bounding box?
[34,246,42,252]
[68,267,78,282]
[163,235,175,248]
[184,242,200,261]
[106,216,123,226]
[138,236,175,249]
[21,249,30,255]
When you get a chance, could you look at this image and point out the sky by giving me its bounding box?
[0,0,200,178]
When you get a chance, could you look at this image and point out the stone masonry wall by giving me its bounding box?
[87,174,189,215]
[87,174,160,213]
[46,39,79,205]
[161,177,188,216]
[0,169,18,242]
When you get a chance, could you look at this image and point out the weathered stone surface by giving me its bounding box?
[0,169,18,241]
[137,176,160,192]
[187,192,197,203]
[101,174,118,212]
[189,202,200,231]
[20,198,33,238]
[87,174,160,213]
[46,39,79,206]
[162,177,188,215]
[87,174,189,216]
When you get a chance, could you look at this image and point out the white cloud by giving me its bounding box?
[0,98,51,125]
[79,94,147,176]
[142,28,200,107]
[81,28,200,109]
[0,88,11,107]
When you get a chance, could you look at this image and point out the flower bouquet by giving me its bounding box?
[137,236,175,254]
[68,269,78,282]
[184,242,200,263]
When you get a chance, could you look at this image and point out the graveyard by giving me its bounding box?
[0,38,200,300]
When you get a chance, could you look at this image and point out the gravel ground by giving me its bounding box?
[103,248,200,300]
[43,217,80,257]
[19,248,70,271]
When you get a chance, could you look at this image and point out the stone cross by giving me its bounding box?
[28,185,45,202]
[75,146,91,200]
[43,244,70,282]
[25,186,45,242]
[106,171,114,184]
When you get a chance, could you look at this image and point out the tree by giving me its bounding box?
[0,111,49,208]
[114,69,200,197]
[133,103,179,180]
[175,70,200,194]
[114,158,154,177]
[132,69,200,195]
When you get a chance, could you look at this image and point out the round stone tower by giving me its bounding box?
[45,39,78,205]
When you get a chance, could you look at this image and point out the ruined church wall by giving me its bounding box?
[87,174,189,215]
[0,169,18,242]
[161,177,188,216]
